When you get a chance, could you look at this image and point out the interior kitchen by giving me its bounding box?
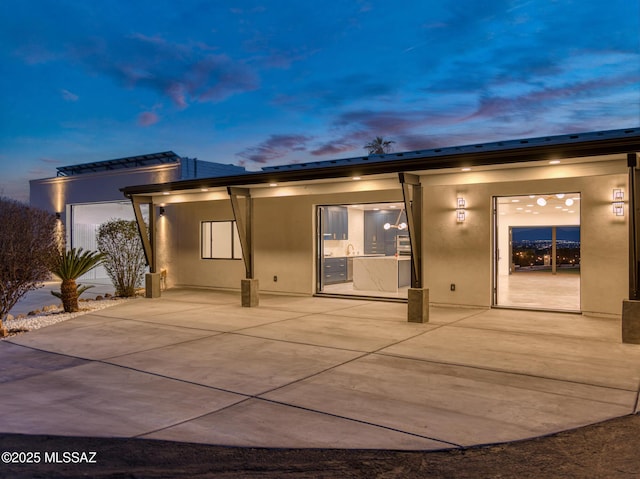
[319,202,412,299]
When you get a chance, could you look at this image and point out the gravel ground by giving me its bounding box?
[1,297,131,338]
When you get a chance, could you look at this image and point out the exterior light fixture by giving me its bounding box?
[613,189,624,216]
[456,197,466,222]
[159,207,166,217]
[55,212,61,219]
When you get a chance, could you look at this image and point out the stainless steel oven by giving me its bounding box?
[396,235,411,255]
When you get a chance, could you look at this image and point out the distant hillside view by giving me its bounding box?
[512,226,580,272]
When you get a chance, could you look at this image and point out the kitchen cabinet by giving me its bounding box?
[323,206,348,240]
[364,210,407,255]
[323,256,347,284]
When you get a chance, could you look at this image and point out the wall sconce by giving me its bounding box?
[612,189,624,216]
[55,212,61,220]
[456,197,466,222]
[159,207,166,217]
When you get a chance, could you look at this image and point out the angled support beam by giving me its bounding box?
[228,187,253,279]
[399,173,422,288]
[131,196,154,272]
[623,153,640,343]
[629,153,639,301]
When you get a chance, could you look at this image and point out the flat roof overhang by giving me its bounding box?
[121,128,640,198]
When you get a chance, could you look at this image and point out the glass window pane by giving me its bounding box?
[211,221,232,258]
[202,222,212,258]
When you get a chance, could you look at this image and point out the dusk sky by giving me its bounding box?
[1,0,639,202]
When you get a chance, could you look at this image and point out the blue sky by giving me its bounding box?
[1,0,639,202]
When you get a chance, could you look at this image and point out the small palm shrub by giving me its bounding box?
[51,248,104,312]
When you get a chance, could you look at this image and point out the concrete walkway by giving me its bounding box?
[1,289,639,450]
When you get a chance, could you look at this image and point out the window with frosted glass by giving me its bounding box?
[201,221,242,259]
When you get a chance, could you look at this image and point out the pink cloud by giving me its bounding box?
[138,111,159,126]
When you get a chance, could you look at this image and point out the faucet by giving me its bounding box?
[346,244,355,256]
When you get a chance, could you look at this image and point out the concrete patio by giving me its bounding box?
[1,288,639,450]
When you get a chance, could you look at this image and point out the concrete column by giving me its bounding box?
[241,278,259,307]
[408,288,429,323]
[145,272,161,298]
[622,300,640,344]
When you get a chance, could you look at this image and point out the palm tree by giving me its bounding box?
[51,248,104,312]
[364,137,395,155]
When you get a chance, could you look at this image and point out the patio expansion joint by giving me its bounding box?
[98,349,461,449]
[97,332,225,361]
[372,351,639,407]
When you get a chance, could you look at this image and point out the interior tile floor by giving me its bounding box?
[321,281,409,299]
[322,271,580,312]
[497,271,580,311]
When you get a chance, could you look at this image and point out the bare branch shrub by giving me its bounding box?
[97,219,146,297]
[0,197,60,329]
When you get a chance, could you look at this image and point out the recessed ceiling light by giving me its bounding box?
[461,167,472,172]
[200,188,209,192]
[352,176,361,180]
[549,160,561,165]
[162,191,170,195]
[536,198,547,206]
[511,199,520,203]
[269,183,278,187]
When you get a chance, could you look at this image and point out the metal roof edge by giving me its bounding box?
[57,151,180,176]
[121,128,640,197]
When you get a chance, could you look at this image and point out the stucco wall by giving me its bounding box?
[156,160,629,316]
[30,165,181,215]
[421,167,628,316]
[163,189,402,294]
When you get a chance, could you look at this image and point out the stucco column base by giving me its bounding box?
[622,300,640,344]
[145,273,161,299]
[241,279,259,307]
[408,288,429,323]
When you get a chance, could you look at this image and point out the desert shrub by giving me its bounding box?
[97,219,146,297]
[0,197,60,329]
